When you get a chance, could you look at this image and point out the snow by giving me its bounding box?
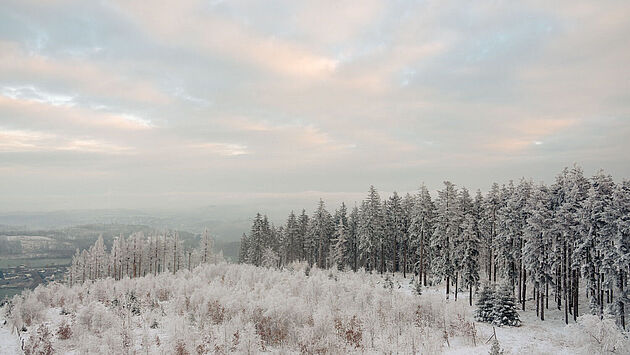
[3,264,629,354]
[389,273,629,355]
[0,307,22,355]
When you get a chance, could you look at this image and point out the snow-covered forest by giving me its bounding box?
[239,166,630,329]
[2,165,630,354]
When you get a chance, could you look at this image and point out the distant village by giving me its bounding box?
[0,264,68,303]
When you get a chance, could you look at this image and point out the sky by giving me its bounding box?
[1,0,629,214]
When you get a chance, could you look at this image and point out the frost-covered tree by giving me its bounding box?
[475,283,496,323]
[579,170,615,318]
[482,183,501,282]
[432,181,460,298]
[358,186,384,272]
[491,283,521,327]
[298,209,309,261]
[308,199,334,268]
[496,181,518,293]
[400,193,415,277]
[385,192,405,273]
[248,213,265,266]
[329,217,348,270]
[348,205,360,271]
[261,247,280,268]
[453,187,474,301]
[200,228,213,264]
[523,183,554,320]
[409,184,434,285]
[238,233,249,263]
[461,213,481,306]
[609,179,630,329]
[284,211,301,264]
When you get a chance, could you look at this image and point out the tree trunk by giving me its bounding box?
[469,284,473,306]
[455,272,458,301]
[446,276,450,299]
[403,241,408,278]
[557,268,561,310]
[574,270,578,322]
[619,271,626,330]
[599,274,604,319]
[419,231,425,286]
[562,242,569,324]
[534,286,544,317]
[546,281,549,309]
[393,238,398,273]
[522,269,526,311]
[541,284,545,321]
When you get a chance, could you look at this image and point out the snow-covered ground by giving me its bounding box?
[1,264,628,354]
[1,307,22,355]
[393,273,628,355]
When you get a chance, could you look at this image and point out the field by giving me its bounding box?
[1,263,628,354]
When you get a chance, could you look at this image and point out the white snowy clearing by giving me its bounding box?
[1,263,628,354]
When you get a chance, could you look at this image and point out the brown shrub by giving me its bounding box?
[157,288,170,301]
[56,321,72,340]
[252,308,288,347]
[334,316,363,349]
[175,339,189,355]
[24,324,54,355]
[207,300,226,324]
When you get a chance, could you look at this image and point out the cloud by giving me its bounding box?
[111,0,338,80]
[0,94,154,131]
[0,127,131,154]
[0,41,170,105]
[190,142,248,156]
[1,0,629,213]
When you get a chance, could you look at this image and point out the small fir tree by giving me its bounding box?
[475,283,496,323]
[491,283,521,327]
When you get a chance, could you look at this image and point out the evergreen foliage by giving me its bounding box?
[491,283,521,327]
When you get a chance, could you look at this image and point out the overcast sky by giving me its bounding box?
[1,0,629,214]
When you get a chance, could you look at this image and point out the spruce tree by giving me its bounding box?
[492,283,521,327]
[409,184,434,285]
[461,213,481,306]
[358,186,384,272]
[475,283,496,323]
[432,181,460,298]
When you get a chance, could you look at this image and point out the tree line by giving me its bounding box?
[68,229,221,285]
[238,165,629,329]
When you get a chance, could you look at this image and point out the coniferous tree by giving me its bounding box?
[285,211,301,263]
[385,192,404,273]
[483,183,502,282]
[461,213,481,306]
[454,187,474,301]
[475,283,496,323]
[298,210,309,261]
[358,186,384,272]
[238,232,249,263]
[610,179,630,329]
[409,184,434,285]
[580,170,615,318]
[523,183,554,320]
[492,283,521,327]
[432,181,460,298]
[309,199,333,268]
[329,217,348,270]
[348,206,360,271]
[400,193,415,278]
